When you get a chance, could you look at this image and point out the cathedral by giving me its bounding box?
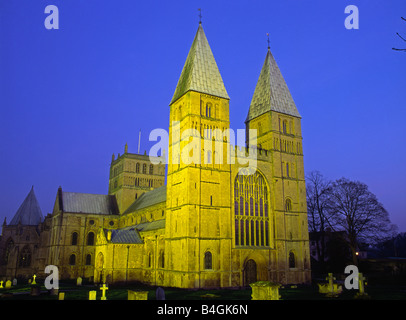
[0,22,311,288]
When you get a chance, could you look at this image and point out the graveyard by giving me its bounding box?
[0,274,405,300]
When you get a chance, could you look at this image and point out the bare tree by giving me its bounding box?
[306,171,332,266]
[392,17,406,52]
[325,178,397,265]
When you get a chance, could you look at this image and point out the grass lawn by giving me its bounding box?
[1,281,406,300]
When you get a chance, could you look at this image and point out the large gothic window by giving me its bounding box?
[234,170,270,247]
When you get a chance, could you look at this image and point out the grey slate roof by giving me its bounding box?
[108,227,143,244]
[61,192,119,215]
[9,186,43,226]
[170,23,229,105]
[246,48,300,122]
[123,185,166,214]
[105,220,165,244]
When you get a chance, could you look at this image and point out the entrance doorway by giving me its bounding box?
[244,259,257,286]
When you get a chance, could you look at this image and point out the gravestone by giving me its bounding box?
[5,280,12,289]
[31,274,37,285]
[250,281,281,300]
[76,277,82,286]
[0,281,3,288]
[58,292,65,300]
[89,291,97,300]
[128,290,148,300]
[156,287,165,300]
[318,273,342,297]
[12,278,17,286]
[100,283,108,300]
[355,273,369,299]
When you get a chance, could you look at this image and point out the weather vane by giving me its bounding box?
[198,8,202,24]
[266,33,270,49]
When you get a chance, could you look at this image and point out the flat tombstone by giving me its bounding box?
[5,280,12,289]
[250,281,281,300]
[76,277,82,286]
[156,287,165,300]
[12,279,17,286]
[89,290,97,300]
[128,290,148,300]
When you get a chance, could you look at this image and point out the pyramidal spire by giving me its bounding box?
[246,44,300,122]
[9,186,43,226]
[170,23,229,105]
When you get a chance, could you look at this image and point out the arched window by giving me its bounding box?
[136,163,140,173]
[289,251,296,268]
[234,170,270,247]
[85,254,92,265]
[87,232,95,246]
[69,254,76,266]
[71,232,78,245]
[285,199,292,212]
[159,251,165,268]
[282,120,288,134]
[4,238,14,264]
[142,164,147,174]
[204,251,212,270]
[149,164,154,174]
[207,150,212,164]
[19,245,31,267]
[148,252,153,268]
[206,103,212,117]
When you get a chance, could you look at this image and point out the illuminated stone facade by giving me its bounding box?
[0,23,311,288]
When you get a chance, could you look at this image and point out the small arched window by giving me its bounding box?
[286,199,292,212]
[149,164,154,175]
[71,232,78,245]
[69,254,76,266]
[87,232,95,246]
[206,103,212,117]
[204,251,212,270]
[142,164,147,174]
[4,238,14,264]
[289,251,296,268]
[282,120,288,134]
[136,163,140,173]
[85,254,91,265]
[148,252,153,268]
[159,251,165,268]
[207,150,212,164]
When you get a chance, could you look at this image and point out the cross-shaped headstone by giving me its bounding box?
[32,274,37,285]
[358,273,367,295]
[100,283,108,300]
[326,273,336,293]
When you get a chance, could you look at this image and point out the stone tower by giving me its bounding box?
[245,44,310,284]
[164,22,233,288]
[108,144,166,214]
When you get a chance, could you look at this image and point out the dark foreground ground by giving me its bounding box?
[1,280,405,300]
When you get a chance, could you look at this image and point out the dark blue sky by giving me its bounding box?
[1,1,405,232]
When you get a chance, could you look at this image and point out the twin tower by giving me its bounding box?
[161,22,311,287]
